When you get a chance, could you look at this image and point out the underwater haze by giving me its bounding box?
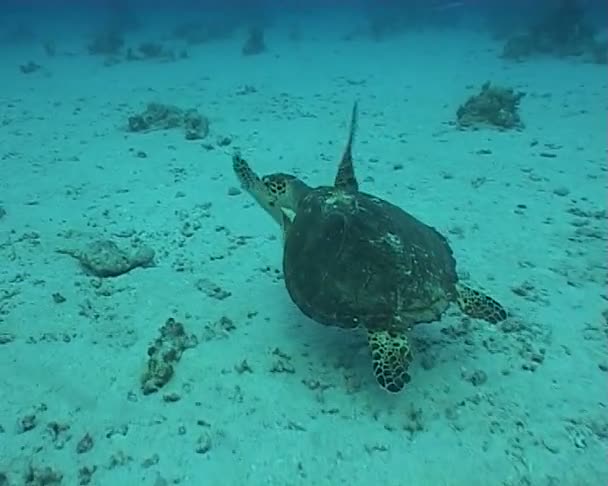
[0,0,606,485]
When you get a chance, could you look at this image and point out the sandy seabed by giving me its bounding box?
[0,21,606,486]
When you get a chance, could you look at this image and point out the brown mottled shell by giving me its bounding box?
[282,187,458,331]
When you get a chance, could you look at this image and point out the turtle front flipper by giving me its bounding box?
[455,283,507,324]
[232,152,283,225]
[232,152,312,228]
[367,329,412,393]
[333,101,359,192]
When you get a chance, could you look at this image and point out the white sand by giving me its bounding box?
[0,16,606,486]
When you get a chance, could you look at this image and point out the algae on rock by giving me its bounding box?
[127,102,210,140]
[141,317,198,395]
[457,82,525,130]
[57,239,155,278]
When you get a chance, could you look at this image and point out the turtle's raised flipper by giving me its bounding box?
[367,329,412,393]
[232,152,261,193]
[456,284,507,324]
[232,152,282,224]
[232,152,311,228]
[333,101,359,192]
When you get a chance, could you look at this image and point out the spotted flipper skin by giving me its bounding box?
[232,152,287,226]
[368,329,412,393]
[456,284,507,324]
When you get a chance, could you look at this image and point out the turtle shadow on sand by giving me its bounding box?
[232,101,508,393]
[57,239,155,278]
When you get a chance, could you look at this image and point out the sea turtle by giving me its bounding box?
[232,102,507,393]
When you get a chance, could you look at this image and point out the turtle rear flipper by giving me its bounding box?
[456,283,507,324]
[368,329,412,393]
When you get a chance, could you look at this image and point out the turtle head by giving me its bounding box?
[261,172,310,210]
[232,152,311,227]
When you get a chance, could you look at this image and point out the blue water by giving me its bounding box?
[0,1,606,485]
